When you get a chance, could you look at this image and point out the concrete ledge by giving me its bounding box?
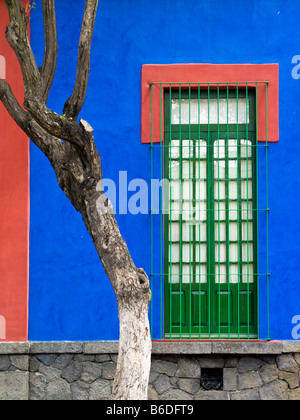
[0,340,299,355]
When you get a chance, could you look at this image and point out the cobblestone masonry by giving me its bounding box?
[0,342,299,400]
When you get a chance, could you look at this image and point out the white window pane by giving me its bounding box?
[242,243,253,262]
[229,222,238,241]
[241,160,252,179]
[171,140,180,158]
[229,181,238,199]
[195,180,207,200]
[195,264,207,284]
[215,202,226,221]
[181,161,192,179]
[182,201,193,221]
[171,98,249,125]
[170,244,180,262]
[169,265,180,284]
[182,244,191,263]
[195,140,207,158]
[229,243,239,262]
[241,201,253,220]
[195,244,207,263]
[215,244,226,262]
[170,223,180,242]
[215,264,227,284]
[214,139,226,159]
[229,160,238,179]
[195,222,207,242]
[228,139,238,158]
[170,161,180,179]
[242,264,254,283]
[182,224,193,241]
[214,161,226,179]
[182,265,192,283]
[241,181,252,199]
[229,264,239,284]
[182,180,193,200]
[215,222,226,241]
[170,201,180,221]
[195,160,207,179]
[182,140,193,158]
[214,181,226,199]
[242,222,253,241]
[170,180,180,200]
[229,202,238,220]
[240,139,252,158]
[195,201,207,222]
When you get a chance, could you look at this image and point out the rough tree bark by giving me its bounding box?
[0,0,152,400]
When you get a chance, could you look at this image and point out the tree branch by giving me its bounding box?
[4,0,40,100]
[63,0,98,120]
[40,0,58,103]
[0,78,63,158]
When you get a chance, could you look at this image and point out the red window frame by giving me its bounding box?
[141,64,279,144]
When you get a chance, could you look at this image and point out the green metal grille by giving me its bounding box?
[149,82,270,341]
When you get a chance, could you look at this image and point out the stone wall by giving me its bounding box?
[0,341,299,400]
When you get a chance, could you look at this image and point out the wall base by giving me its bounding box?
[0,341,299,400]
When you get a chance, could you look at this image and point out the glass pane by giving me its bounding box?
[242,264,254,283]
[170,244,180,262]
[171,98,250,125]
[214,181,226,200]
[195,139,207,158]
[215,264,227,284]
[242,222,253,241]
[215,202,226,220]
[229,243,239,262]
[195,244,207,263]
[195,264,207,284]
[169,264,180,284]
[195,180,207,200]
[182,265,192,283]
[195,160,207,179]
[195,222,207,242]
[229,264,239,284]
[241,181,253,199]
[229,222,238,241]
[215,222,226,241]
[215,244,226,262]
[240,139,252,158]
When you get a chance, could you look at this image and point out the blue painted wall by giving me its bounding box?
[29,0,300,341]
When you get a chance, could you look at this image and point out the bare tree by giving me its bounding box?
[0,0,152,400]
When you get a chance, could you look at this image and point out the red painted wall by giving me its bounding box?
[0,2,29,341]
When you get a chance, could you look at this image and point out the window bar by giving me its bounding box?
[198,83,202,339]
[236,83,241,339]
[225,83,231,339]
[217,83,221,339]
[188,83,192,339]
[265,81,270,341]
[179,83,183,340]
[160,83,163,339]
[169,83,173,340]
[150,83,154,336]
[246,82,250,340]
[207,83,211,339]
[255,82,260,340]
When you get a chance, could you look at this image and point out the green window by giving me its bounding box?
[164,86,258,339]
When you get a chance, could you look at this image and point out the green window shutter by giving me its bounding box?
[164,86,258,340]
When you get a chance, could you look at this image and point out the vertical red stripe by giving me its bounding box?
[0,2,29,341]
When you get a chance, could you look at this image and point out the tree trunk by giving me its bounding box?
[79,180,152,400]
[112,296,152,400]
